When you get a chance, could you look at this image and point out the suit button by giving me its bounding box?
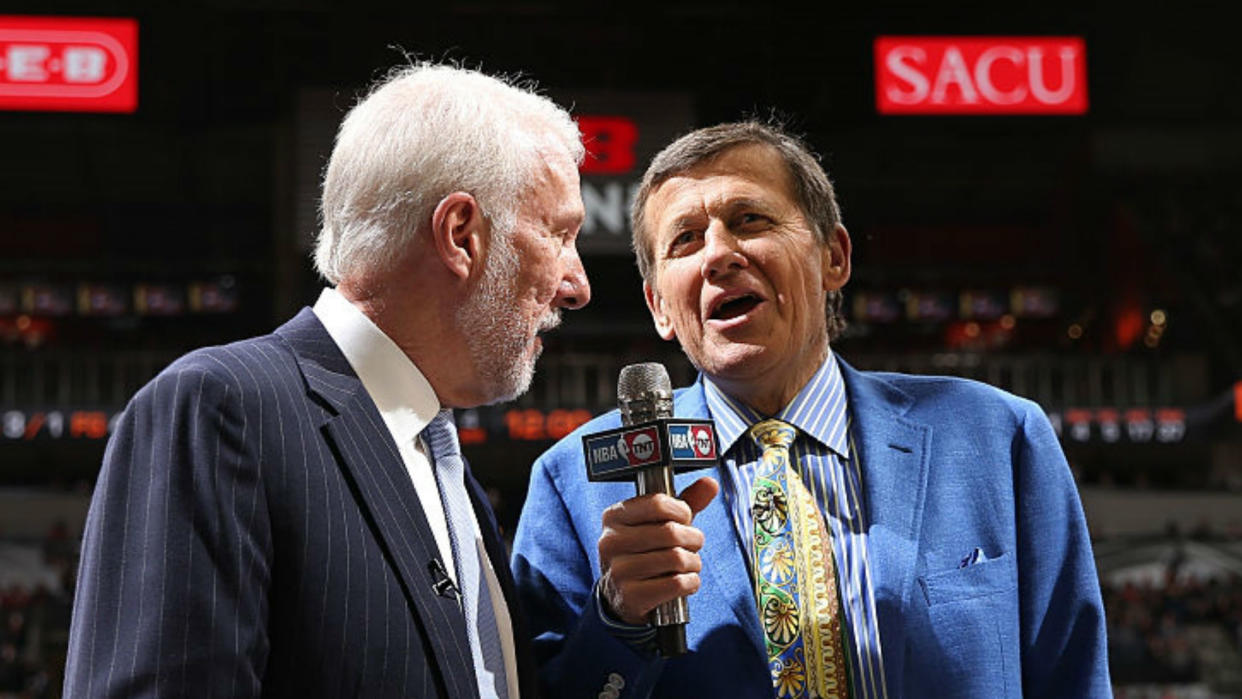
[607,672,625,689]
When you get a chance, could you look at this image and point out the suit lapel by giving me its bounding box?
[277,309,479,699]
[839,360,931,677]
[675,382,767,658]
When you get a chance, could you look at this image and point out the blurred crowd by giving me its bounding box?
[1105,573,1242,689]
[0,522,75,699]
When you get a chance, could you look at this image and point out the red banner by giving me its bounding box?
[0,15,138,113]
[875,36,1086,115]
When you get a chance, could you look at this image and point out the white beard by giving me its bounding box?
[455,232,558,405]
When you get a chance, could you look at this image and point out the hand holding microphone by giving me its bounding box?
[596,473,718,648]
[581,362,720,656]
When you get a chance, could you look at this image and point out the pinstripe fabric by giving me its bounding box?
[705,353,891,699]
[64,308,535,698]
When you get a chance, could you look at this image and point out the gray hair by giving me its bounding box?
[314,62,584,285]
[630,120,847,341]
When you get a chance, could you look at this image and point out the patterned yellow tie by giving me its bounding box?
[749,419,849,698]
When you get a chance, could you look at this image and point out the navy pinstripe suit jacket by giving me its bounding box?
[64,308,535,698]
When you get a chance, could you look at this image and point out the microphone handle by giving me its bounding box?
[636,464,689,657]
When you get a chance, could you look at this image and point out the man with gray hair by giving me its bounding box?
[513,121,1109,697]
[65,62,590,698]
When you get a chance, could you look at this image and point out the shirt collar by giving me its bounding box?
[312,287,440,444]
[703,350,850,458]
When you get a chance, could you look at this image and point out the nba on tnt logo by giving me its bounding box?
[617,426,661,467]
[668,423,717,460]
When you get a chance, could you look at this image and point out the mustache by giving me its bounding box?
[538,310,563,334]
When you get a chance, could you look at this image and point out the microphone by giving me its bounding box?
[428,558,459,601]
[580,364,719,656]
[616,363,687,656]
[581,365,720,660]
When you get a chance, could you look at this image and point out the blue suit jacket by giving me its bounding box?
[65,309,535,698]
[512,362,1110,697]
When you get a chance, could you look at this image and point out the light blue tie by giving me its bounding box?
[423,410,509,699]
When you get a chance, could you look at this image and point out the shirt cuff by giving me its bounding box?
[593,580,658,654]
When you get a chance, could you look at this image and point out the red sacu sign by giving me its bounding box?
[0,15,138,113]
[875,36,1087,115]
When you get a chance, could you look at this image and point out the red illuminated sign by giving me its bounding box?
[504,408,593,441]
[577,115,639,174]
[0,15,138,113]
[875,36,1086,115]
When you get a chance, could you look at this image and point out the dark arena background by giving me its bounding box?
[2,2,1241,696]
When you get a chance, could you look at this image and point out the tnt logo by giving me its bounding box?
[619,427,660,466]
[691,426,715,458]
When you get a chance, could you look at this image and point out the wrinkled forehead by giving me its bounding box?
[520,143,585,220]
[643,143,798,226]
[532,142,581,189]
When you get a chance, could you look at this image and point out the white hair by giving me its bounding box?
[313,62,584,285]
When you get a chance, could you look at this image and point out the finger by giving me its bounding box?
[599,521,705,563]
[606,547,702,583]
[602,571,702,624]
[602,492,693,527]
[678,476,719,517]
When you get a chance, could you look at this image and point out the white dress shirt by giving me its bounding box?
[312,288,518,698]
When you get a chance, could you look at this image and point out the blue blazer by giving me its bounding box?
[512,362,1110,698]
[65,309,535,698]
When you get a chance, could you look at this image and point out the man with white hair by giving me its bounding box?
[64,62,590,698]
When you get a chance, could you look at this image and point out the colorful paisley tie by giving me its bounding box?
[749,419,849,698]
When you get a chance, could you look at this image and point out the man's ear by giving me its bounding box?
[644,280,677,341]
[430,192,486,281]
[820,223,852,291]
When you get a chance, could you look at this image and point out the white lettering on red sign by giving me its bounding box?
[0,16,138,112]
[875,36,1087,115]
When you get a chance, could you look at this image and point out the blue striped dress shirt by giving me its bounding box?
[704,352,891,699]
